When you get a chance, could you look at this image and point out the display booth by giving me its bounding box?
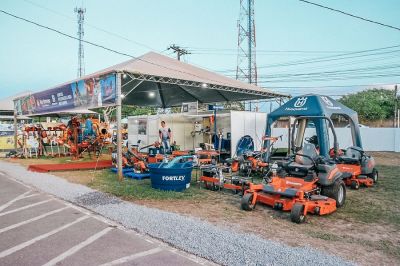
[13,52,287,179]
[127,110,267,157]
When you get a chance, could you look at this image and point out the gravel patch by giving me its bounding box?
[75,191,122,206]
[0,161,353,266]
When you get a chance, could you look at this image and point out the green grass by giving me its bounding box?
[333,165,400,227]
[87,169,207,201]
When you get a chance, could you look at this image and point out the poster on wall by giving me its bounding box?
[0,125,14,150]
[14,74,117,116]
[138,119,147,135]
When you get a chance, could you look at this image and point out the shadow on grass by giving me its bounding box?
[88,169,207,201]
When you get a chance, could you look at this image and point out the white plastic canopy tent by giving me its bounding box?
[15,52,287,179]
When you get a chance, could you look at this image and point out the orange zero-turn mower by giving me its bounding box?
[241,145,346,223]
[242,116,347,223]
[229,136,281,175]
[334,146,378,189]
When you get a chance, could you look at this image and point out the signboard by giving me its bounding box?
[14,74,117,116]
[181,102,198,114]
[208,104,224,111]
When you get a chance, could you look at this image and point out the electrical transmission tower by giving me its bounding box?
[75,7,86,78]
[168,44,190,61]
[236,0,257,85]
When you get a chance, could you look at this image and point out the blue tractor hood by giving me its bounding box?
[265,94,362,158]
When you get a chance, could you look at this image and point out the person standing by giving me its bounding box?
[159,121,172,154]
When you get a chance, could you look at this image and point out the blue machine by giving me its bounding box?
[148,156,194,192]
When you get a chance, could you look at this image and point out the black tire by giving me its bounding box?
[241,193,255,211]
[290,203,306,223]
[350,180,360,190]
[321,179,346,208]
[368,168,378,183]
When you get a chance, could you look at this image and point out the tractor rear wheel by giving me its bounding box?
[321,179,346,208]
[241,193,255,211]
[368,168,378,183]
[290,203,306,223]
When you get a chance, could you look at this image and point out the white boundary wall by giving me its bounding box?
[270,127,400,152]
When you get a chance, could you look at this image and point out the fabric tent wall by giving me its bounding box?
[127,111,265,155]
[230,111,267,156]
[127,113,230,151]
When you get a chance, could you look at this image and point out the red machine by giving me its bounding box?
[200,165,251,194]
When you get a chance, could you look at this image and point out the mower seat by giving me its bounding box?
[339,146,362,164]
[285,143,318,177]
[262,184,298,198]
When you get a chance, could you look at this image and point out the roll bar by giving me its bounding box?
[290,116,339,159]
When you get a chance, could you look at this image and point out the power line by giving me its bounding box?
[187,47,356,53]
[217,46,400,73]
[251,64,400,78]
[0,9,245,90]
[22,0,160,52]
[258,73,400,83]
[262,83,399,89]
[299,0,400,31]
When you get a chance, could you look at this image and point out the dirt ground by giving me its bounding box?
[3,152,400,265]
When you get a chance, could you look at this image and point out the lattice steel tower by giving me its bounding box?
[75,7,86,78]
[236,0,257,85]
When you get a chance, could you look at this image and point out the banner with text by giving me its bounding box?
[14,74,117,116]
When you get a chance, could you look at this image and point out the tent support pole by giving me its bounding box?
[13,110,17,150]
[157,83,166,108]
[116,73,123,181]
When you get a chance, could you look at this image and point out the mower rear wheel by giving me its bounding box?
[350,180,360,190]
[241,193,255,211]
[290,203,306,223]
[368,168,378,183]
[321,179,346,208]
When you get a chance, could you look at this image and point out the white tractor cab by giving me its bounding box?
[264,94,377,189]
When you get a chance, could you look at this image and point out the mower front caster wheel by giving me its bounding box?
[290,203,306,224]
[368,168,378,183]
[351,180,360,190]
[241,193,255,211]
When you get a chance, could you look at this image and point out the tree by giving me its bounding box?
[339,89,395,122]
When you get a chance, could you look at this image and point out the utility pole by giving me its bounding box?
[75,7,86,78]
[236,0,257,111]
[168,45,190,61]
[236,0,257,84]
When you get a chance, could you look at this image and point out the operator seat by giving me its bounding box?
[284,143,318,177]
[338,146,362,164]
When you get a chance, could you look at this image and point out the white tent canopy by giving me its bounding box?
[43,52,287,108]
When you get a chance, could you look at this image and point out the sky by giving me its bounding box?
[0,0,399,100]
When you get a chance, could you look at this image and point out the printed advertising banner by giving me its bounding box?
[15,74,117,116]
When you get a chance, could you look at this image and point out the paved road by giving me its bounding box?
[0,173,212,266]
